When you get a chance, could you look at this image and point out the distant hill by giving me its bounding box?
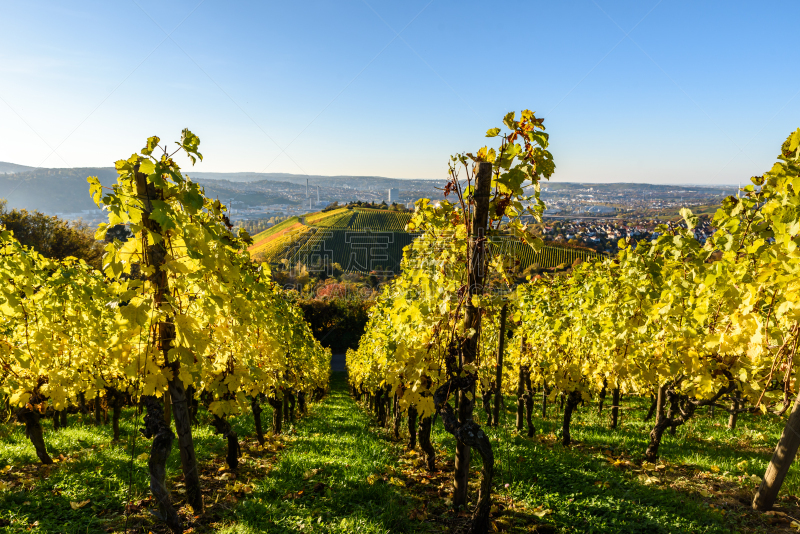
[0,167,118,214]
[0,166,303,216]
[0,161,35,174]
[0,164,437,217]
[249,207,602,274]
[0,160,737,223]
[541,182,736,196]
[191,171,438,189]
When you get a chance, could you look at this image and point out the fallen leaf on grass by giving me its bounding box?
[408,508,427,521]
[765,511,788,518]
[70,500,90,510]
[533,507,552,518]
[493,518,512,530]
[637,474,660,485]
[736,460,748,471]
[228,482,253,494]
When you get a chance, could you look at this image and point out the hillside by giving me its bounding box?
[0,160,735,224]
[248,207,603,274]
[0,167,118,215]
[0,161,35,174]
[0,167,301,216]
[0,164,441,219]
[192,171,440,190]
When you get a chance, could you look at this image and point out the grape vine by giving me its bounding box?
[0,131,330,533]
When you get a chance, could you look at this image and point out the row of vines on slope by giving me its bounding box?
[348,116,800,532]
[348,110,555,533]
[0,131,330,533]
[504,128,800,512]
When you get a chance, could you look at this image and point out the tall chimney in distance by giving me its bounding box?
[317,186,320,203]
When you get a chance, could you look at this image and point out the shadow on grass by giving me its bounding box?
[425,394,775,534]
[216,372,419,534]
[1,378,790,534]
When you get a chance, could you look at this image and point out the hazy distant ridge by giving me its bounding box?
[0,162,35,174]
[0,161,738,219]
[0,163,442,216]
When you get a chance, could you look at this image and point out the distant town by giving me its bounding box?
[537,216,715,255]
[226,179,735,255]
[0,163,738,255]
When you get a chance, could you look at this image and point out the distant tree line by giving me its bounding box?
[235,215,290,235]
[0,199,108,268]
[342,200,411,212]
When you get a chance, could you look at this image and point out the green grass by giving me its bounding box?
[418,393,797,533]
[0,410,156,533]
[0,374,418,533]
[4,376,795,533]
[217,373,415,533]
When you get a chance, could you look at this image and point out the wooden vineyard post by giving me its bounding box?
[134,168,204,514]
[492,303,508,427]
[515,365,525,431]
[753,393,800,511]
[453,161,493,511]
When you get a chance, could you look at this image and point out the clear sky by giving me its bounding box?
[0,0,797,184]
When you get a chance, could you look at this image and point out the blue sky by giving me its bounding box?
[0,0,797,184]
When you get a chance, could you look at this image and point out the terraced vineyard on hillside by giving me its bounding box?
[502,239,601,269]
[248,207,603,273]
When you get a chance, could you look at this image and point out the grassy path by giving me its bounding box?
[220,372,416,533]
